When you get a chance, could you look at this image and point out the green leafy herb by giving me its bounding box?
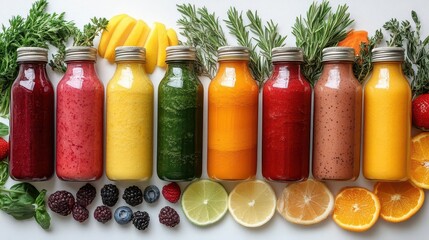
[384,11,429,97]
[353,30,383,82]
[0,0,76,116]
[0,162,50,229]
[0,122,8,136]
[292,0,354,85]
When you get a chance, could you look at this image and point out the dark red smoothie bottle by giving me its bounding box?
[10,47,54,181]
[262,47,311,181]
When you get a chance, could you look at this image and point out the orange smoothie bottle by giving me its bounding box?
[363,47,411,181]
[207,46,259,180]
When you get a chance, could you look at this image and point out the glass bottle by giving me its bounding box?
[363,47,411,181]
[262,47,311,181]
[56,47,104,181]
[106,46,153,181]
[207,46,258,180]
[9,47,54,181]
[312,47,362,181]
[157,46,203,181]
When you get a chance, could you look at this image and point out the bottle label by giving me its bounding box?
[67,67,84,89]
[19,68,35,91]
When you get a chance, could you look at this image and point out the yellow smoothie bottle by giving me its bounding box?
[363,47,411,181]
[106,46,154,181]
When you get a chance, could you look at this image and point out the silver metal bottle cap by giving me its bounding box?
[115,46,146,62]
[65,46,97,62]
[17,47,48,62]
[322,47,355,62]
[166,46,196,61]
[271,47,304,62]
[217,46,250,61]
[372,47,404,62]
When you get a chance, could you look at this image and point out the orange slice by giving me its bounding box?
[410,132,429,189]
[374,181,424,222]
[333,187,380,232]
[276,179,334,225]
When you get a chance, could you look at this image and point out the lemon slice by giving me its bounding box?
[228,180,276,227]
[181,179,228,226]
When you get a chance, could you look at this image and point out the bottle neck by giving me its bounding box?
[372,61,404,75]
[18,62,49,81]
[322,61,354,74]
[272,62,302,76]
[65,60,98,78]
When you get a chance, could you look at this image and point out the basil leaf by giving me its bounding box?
[10,183,40,200]
[35,209,51,230]
[0,161,8,186]
[0,122,8,137]
[2,201,35,220]
[35,189,47,208]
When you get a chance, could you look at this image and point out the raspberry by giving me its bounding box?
[122,185,143,206]
[132,211,150,230]
[94,205,112,223]
[162,182,181,203]
[101,184,119,207]
[48,190,75,216]
[76,183,96,207]
[72,204,89,223]
[143,185,160,203]
[0,138,9,160]
[159,206,180,227]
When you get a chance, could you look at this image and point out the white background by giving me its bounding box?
[0,0,428,239]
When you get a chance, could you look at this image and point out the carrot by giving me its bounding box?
[338,30,369,56]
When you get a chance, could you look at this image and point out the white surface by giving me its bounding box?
[1,0,428,239]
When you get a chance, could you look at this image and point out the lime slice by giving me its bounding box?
[181,179,228,226]
[228,180,276,227]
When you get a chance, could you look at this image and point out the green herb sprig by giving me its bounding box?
[353,30,383,83]
[292,0,353,85]
[0,0,75,116]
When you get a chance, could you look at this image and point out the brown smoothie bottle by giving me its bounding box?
[312,47,362,181]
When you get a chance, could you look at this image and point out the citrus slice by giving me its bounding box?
[228,180,276,227]
[333,187,380,232]
[374,181,424,222]
[181,179,228,226]
[410,132,429,189]
[277,179,334,225]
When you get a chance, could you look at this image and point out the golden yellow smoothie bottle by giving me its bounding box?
[207,46,259,180]
[106,46,153,181]
[363,47,411,181]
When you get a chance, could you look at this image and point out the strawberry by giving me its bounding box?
[162,182,181,203]
[0,138,9,160]
[412,93,429,130]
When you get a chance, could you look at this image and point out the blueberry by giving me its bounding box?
[114,206,133,225]
[143,185,160,203]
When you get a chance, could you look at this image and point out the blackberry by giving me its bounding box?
[132,211,150,230]
[48,190,75,216]
[143,185,160,203]
[76,183,96,207]
[114,206,134,225]
[159,206,180,227]
[72,204,89,223]
[94,205,112,223]
[122,185,143,206]
[101,184,119,207]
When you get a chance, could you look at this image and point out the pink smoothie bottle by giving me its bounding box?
[56,47,104,181]
[10,47,54,181]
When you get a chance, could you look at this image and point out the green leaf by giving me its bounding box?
[10,183,40,200]
[0,161,8,186]
[35,209,51,230]
[0,122,8,136]
[35,189,46,208]
[2,201,35,220]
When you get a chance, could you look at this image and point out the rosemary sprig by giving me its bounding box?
[384,11,429,96]
[353,29,383,83]
[292,0,353,85]
[0,0,75,116]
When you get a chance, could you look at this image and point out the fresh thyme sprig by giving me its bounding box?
[384,11,429,97]
[292,0,353,85]
[0,0,75,116]
[353,30,383,83]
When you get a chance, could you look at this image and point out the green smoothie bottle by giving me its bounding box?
[157,46,203,181]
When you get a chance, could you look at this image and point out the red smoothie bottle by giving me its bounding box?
[262,47,311,181]
[10,47,54,181]
[56,47,104,181]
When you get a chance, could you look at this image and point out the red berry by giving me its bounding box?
[162,182,181,203]
[0,138,9,160]
[412,94,429,130]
